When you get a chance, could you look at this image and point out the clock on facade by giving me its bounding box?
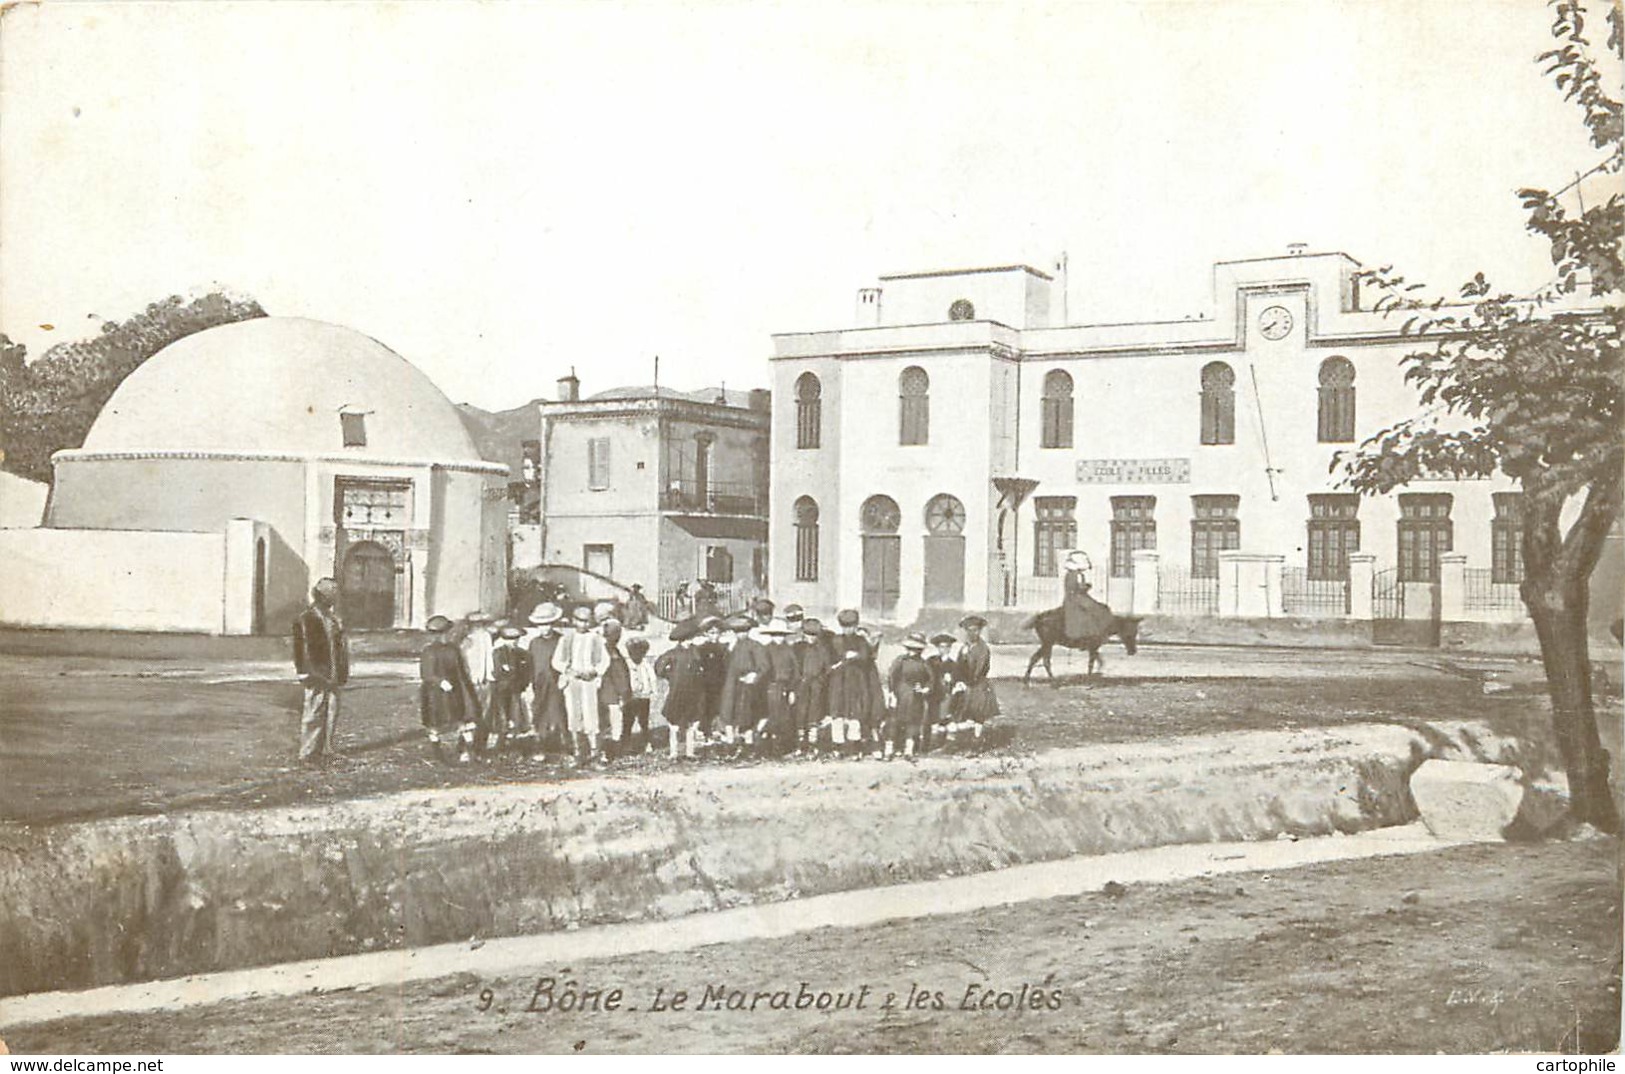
[1257,305,1294,340]
[948,299,976,321]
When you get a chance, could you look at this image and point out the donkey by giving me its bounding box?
[1022,607,1141,683]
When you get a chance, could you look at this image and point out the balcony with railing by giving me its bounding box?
[659,478,767,518]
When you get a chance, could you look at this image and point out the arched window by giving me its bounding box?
[794,495,820,581]
[899,366,930,446]
[860,494,901,534]
[795,372,822,449]
[1317,357,1356,443]
[1199,361,1235,445]
[1040,369,1074,449]
[924,493,966,535]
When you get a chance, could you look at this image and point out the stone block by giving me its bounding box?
[1409,759,1525,841]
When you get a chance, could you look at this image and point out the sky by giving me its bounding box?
[1,0,1618,410]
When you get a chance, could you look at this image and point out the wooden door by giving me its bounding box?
[862,536,901,616]
[341,541,395,629]
[923,535,965,606]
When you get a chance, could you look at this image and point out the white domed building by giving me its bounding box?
[22,317,509,633]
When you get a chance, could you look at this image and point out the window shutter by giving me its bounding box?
[588,438,611,489]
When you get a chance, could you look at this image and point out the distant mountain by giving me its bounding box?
[456,401,535,471]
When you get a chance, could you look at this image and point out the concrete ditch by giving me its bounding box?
[0,718,1552,998]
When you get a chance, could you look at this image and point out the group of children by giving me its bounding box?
[417,597,1000,766]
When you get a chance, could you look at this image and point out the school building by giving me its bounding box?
[767,249,1623,645]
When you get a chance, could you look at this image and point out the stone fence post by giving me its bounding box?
[1131,549,1160,617]
[1347,552,1376,620]
[1439,552,1468,622]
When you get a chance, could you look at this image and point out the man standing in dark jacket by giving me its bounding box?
[292,577,350,764]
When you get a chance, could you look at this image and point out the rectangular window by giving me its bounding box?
[1397,493,1453,583]
[587,437,611,490]
[1190,495,1240,578]
[1318,385,1356,443]
[1110,496,1157,578]
[1032,496,1077,577]
[797,398,821,449]
[705,545,734,583]
[1306,494,1360,580]
[795,520,819,582]
[1491,492,1524,583]
[1199,396,1232,445]
[900,395,929,446]
[340,412,367,448]
[1040,397,1073,449]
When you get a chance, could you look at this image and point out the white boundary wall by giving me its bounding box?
[0,528,234,633]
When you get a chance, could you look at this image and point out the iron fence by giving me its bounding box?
[1159,564,1219,615]
[1463,567,1524,613]
[1281,567,1350,617]
[656,579,764,621]
[1371,566,1404,620]
[1009,575,1063,609]
[659,479,766,517]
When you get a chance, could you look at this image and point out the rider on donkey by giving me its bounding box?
[1062,550,1114,641]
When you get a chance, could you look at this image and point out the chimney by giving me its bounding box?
[855,287,882,327]
[747,388,771,413]
[557,368,580,402]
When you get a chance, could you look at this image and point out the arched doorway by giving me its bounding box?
[923,493,966,606]
[341,540,396,629]
[860,494,901,617]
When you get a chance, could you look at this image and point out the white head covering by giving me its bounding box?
[1063,550,1092,572]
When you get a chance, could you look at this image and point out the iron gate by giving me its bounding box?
[1371,566,1404,619]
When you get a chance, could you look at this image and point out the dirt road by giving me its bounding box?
[9,839,1617,1054]
[0,647,1560,825]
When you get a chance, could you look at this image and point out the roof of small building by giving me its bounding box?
[584,385,757,407]
[80,317,484,462]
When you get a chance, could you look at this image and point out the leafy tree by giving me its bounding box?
[1340,0,1623,831]
[0,291,266,483]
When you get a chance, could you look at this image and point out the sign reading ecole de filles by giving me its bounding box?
[1074,458,1192,485]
